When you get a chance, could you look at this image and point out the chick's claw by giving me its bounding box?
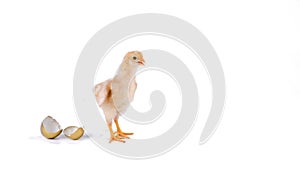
[113,131,133,139]
[109,136,125,143]
[122,132,133,135]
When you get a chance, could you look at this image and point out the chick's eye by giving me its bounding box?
[132,56,137,60]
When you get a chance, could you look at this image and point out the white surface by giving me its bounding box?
[0,0,300,168]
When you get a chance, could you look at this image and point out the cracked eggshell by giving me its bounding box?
[63,126,84,140]
[40,116,62,139]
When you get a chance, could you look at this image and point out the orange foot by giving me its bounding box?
[109,135,125,143]
[114,131,134,139]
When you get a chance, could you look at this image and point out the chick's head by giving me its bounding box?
[124,51,145,66]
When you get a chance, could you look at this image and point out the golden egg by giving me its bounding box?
[63,126,84,140]
[40,116,62,139]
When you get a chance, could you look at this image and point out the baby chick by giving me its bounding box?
[94,51,145,143]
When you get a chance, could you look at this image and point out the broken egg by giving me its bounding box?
[40,116,62,139]
[63,126,84,140]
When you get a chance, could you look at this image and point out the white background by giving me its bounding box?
[0,0,300,168]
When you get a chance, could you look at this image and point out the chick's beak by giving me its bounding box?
[138,60,145,65]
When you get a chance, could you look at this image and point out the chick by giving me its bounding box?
[94,51,145,143]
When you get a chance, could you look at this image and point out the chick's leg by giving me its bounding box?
[108,122,125,143]
[114,119,133,139]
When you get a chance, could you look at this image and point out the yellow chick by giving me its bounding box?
[94,51,145,143]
